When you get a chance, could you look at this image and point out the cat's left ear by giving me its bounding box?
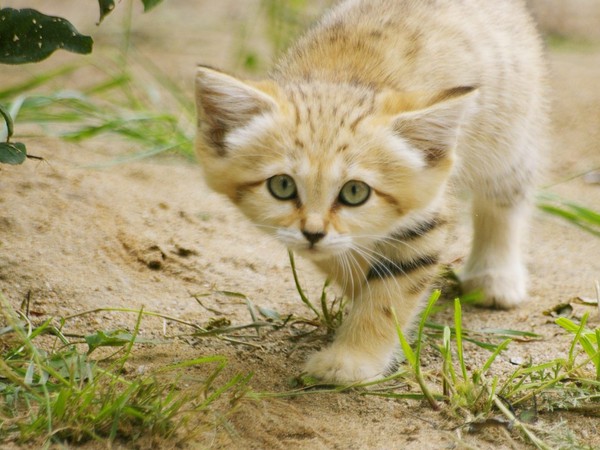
[195,66,280,156]
[386,87,479,165]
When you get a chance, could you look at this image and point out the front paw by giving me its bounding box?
[304,345,391,384]
[460,269,527,309]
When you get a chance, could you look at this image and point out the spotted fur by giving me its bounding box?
[195,0,547,383]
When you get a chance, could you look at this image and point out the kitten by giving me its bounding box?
[194,0,546,384]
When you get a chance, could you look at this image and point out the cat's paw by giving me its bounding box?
[460,269,527,309]
[304,345,390,384]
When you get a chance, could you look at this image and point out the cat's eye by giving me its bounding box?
[267,174,298,200]
[339,180,371,206]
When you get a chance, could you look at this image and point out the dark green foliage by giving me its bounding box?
[0,8,93,64]
[98,0,116,23]
[0,141,26,164]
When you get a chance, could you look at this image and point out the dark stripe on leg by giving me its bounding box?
[367,254,439,281]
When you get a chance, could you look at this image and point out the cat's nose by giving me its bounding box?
[302,230,326,245]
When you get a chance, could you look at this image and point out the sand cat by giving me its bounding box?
[194,0,546,384]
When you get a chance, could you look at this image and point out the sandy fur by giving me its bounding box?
[195,0,547,383]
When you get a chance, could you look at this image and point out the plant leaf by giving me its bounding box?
[98,0,116,23]
[0,8,93,64]
[392,308,416,368]
[85,330,136,354]
[0,142,27,164]
[141,0,164,12]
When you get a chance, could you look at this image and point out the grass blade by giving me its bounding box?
[538,193,600,237]
[453,298,468,381]
[288,250,321,319]
[0,65,79,100]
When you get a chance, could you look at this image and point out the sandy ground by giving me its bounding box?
[1,1,600,448]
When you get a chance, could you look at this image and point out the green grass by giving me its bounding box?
[372,291,599,449]
[5,52,195,165]
[546,33,600,53]
[0,293,251,447]
[538,192,600,237]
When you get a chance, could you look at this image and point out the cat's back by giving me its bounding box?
[275,0,545,94]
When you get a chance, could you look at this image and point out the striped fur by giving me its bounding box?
[367,254,439,281]
[390,216,444,241]
[195,0,547,383]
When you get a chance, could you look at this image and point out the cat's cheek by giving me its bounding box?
[236,192,297,227]
[275,228,306,251]
[338,203,402,238]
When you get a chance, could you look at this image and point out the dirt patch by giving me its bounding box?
[1,1,600,448]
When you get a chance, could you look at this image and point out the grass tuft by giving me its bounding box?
[381,290,600,448]
[288,250,344,332]
[0,293,251,447]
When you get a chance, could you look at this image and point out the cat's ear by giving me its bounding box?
[385,87,479,165]
[195,66,279,155]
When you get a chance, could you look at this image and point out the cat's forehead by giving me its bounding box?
[281,81,377,153]
[284,81,376,118]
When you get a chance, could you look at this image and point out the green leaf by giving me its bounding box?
[141,0,164,12]
[0,8,93,64]
[85,330,136,354]
[481,338,511,373]
[98,0,116,23]
[392,308,416,368]
[0,142,27,164]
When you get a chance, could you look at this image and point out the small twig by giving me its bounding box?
[61,307,205,331]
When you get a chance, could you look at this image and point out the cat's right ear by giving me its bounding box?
[195,66,279,156]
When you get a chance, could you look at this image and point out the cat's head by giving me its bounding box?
[195,66,476,260]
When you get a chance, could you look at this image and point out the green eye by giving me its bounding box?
[339,180,371,206]
[267,174,297,200]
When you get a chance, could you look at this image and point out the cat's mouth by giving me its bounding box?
[294,240,352,261]
[297,244,331,260]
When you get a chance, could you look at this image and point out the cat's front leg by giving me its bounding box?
[461,195,530,309]
[305,259,436,384]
